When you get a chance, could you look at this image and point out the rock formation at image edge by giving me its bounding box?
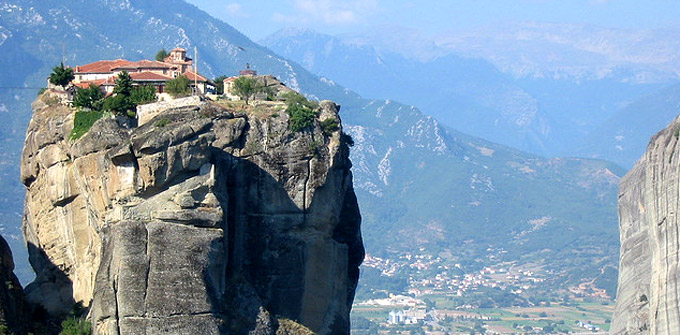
[612,114,680,334]
[19,91,364,335]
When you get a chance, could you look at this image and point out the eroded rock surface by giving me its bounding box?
[21,92,363,335]
[612,115,680,334]
[0,234,29,334]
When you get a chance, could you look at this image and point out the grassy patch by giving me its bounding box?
[154,118,171,128]
[69,110,104,141]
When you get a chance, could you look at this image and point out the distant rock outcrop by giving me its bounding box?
[0,234,29,334]
[612,115,680,334]
[21,91,363,335]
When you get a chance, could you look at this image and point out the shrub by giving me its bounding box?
[100,71,138,115]
[166,75,191,98]
[49,62,74,87]
[276,318,314,335]
[130,85,157,105]
[69,110,104,141]
[231,76,261,104]
[154,118,171,128]
[213,75,227,95]
[103,94,135,115]
[280,92,318,110]
[283,92,319,132]
[59,317,91,335]
[288,103,316,132]
[320,118,339,135]
[73,84,105,110]
[155,48,168,62]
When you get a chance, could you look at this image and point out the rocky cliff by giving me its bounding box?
[612,115,680,334]
[20,91,363,335]
[0,234,29,334]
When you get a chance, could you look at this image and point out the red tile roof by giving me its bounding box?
[129,71,172,81]
[73,79,107,89]
[75,59,132,73]
[182,71,209,82]
[113,60,173,70]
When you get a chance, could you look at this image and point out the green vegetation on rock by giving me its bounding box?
[49,62,75,87]
[59,317,91,335]
[282,92,319,132]
[166,75,191,98]
[73,84,104,110]
[69,110,104,141]
[130,85,157,105]
[321,118,339,135]
[231,76,261,105]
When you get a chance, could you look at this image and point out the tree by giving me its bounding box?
[231,76,261,104]
[165,75,191,98]
[49,62,75,87]
[288,103,316,132]
[103,94,135,115]
[155,48,169,61]
[113,71,133,97]
[213,75,227,95]
[73,84,105,110]
[282,91,319,132]
[130,85,157,105]
[102,71,136,115]
[59,317,91,335]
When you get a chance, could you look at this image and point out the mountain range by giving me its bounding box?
[262,26,680,168]
[0,0,644,300]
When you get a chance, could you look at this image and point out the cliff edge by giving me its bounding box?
[612,115,680,334]
[21,91,364,335]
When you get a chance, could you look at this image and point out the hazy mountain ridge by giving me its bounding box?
[349,22,680,83]
[573,84,680,168]
[263,26,676,167]
[262,28,554,155]
[437,23,680,83]
[2,0,623,298]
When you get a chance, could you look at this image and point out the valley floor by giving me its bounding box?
[352,296,613,335]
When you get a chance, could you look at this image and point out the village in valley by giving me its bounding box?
[352,248,614,335]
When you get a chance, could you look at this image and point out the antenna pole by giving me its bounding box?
[194,46,198,95]
[62,42,66,65]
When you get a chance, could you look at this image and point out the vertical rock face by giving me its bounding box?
[612,115,680,334]
[21,92,363,335]
[0,234,29,335]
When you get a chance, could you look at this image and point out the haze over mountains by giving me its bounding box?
[0,0,676,304]
[263,24,680,168]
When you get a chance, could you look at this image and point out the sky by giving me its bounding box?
[185,0,680,41]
